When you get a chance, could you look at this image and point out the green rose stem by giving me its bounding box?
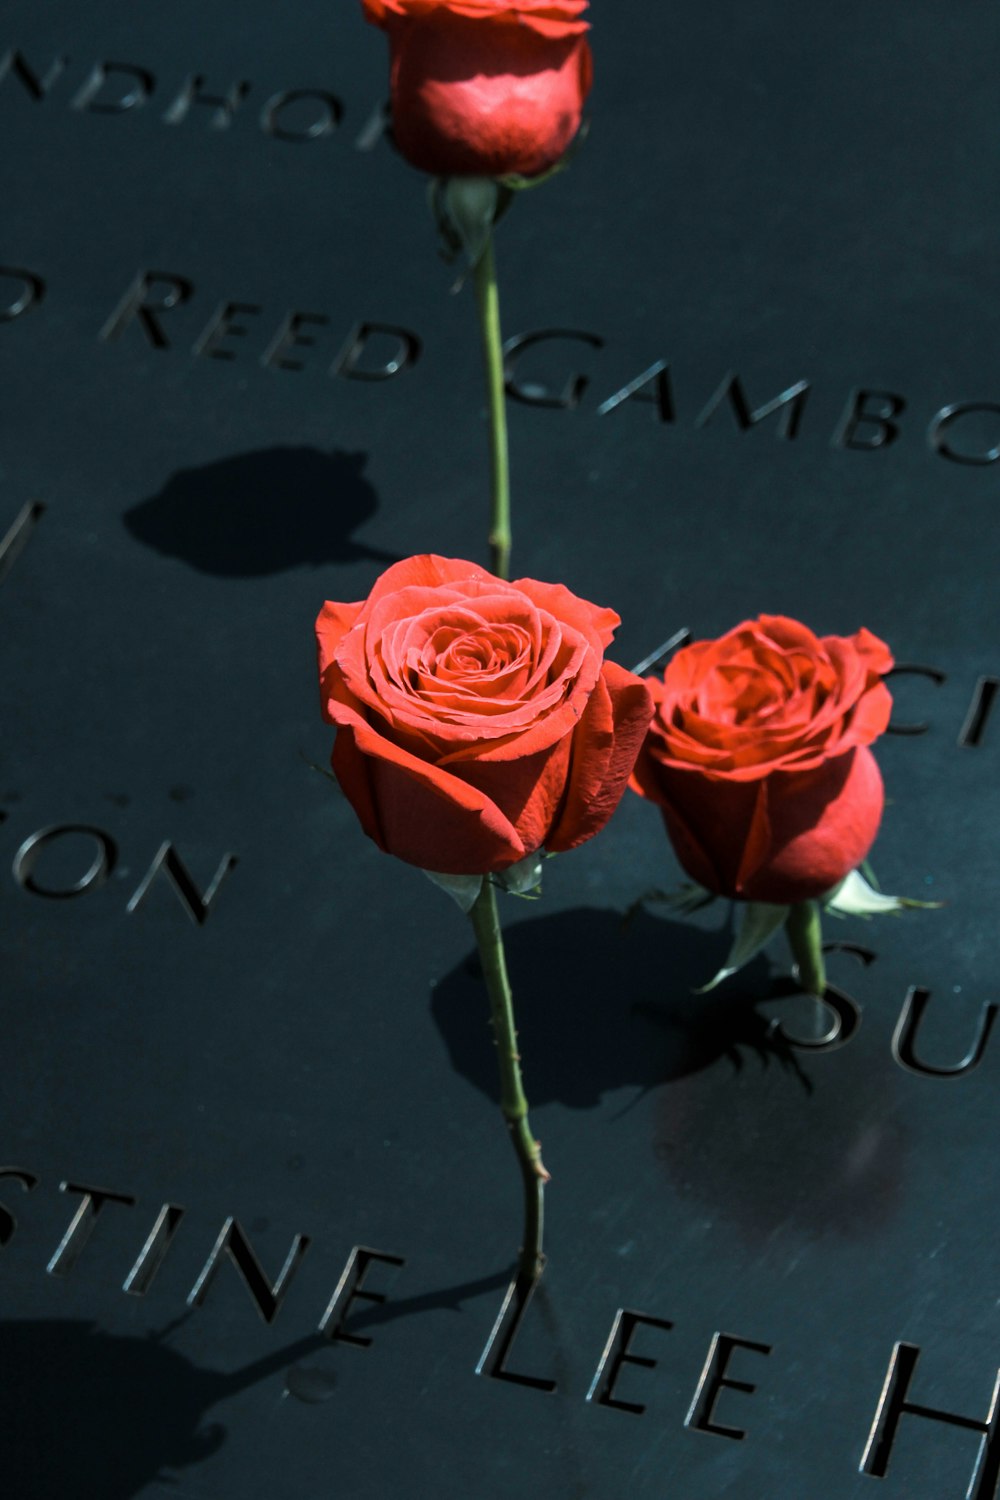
[784,899,827,999]
[472,232,512,581]
[469,878,547,1281]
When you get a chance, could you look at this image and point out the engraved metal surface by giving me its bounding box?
[2,2,999,1495]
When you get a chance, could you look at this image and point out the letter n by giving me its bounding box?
[126,842,237,926]
[187,1217,310,1324]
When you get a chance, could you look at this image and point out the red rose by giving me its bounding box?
[361,0,593,178]
[316,555,653,875]
[630,616,894,904]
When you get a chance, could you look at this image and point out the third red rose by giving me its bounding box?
[630,616,894,904]
[361,0,593,179]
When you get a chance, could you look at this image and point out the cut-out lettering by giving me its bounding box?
[503,329,604,409]
[187,1217,310,1324]
[597,360,675,422]
[696,373,809,440]
[0,1167,38,1249]
[13,824,117,898]
[885,664,946,736]
[833,389,906,450]
[0,267,45,322]
[586,1309,672,1415]
[928,403,1000,466]
[47,1181,136,1276]
[0,49,67,101]
[126,842,237,926]
[891,987,997,1078]
[332,321,421,381]
[354,99,391,151]
[162,75,250,129]
[71,61,155,114]
[958,676,999,748]
[769,943,872,1053]
[100,270,195,349]
[476,1274,557,1391]
[0,500,44,585]
[685,1332,771,1439]
[260,89,342,141]
[262,310,329,371]
[319,1246,405,1346]
[629,626,690,678]
[193,300,262,360]
[123,1203,185,1296]
[861,1342,1000,1497]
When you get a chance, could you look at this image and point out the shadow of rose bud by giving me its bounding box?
[630,616,894,904]
[361,0,593,179]
[316,554,653,875]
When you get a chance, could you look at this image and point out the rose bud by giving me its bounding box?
[630,616,894,905]
[360,0,593,179]
[316,555,653,875]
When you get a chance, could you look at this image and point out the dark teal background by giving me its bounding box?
[1,4,998,1495]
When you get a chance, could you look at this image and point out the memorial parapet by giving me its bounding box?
[2,4,998,1496]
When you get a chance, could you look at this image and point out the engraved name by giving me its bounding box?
[0,47,360,145]
[2,1168,997,1492]
[3,264,999,466]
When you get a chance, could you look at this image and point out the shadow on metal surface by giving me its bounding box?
[124,447,396,576]
[431,906,796,1112]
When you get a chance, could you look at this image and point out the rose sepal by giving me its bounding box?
[498,121,589,192]
[423,851,544,912]
[695,901,789,993]
[422,869,485,913]
[821,866,942,919]
[429,176,514,270]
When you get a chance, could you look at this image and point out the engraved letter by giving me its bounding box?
[504,329,605,410]
[586,1309,673,1414]
[262,310,329,372]
[354,99,391,151]
[928,403,1000,466]
[696,373,809,440]
[861,1342,1000,1497]
[768,943,871,1053]
[597,360,675,422]
[885,663,946,737]
[48,1181,136,1276]
[13,824,117,898]
[833,389,906,450]
[959,676,999,748]
[0,500,44,585]
[0,1168,38,1248]
[71,61,155,114]
[162,75,250,129]
[126,842,238,926]
[187,1217,310,1324]
[123,1203,185,1296]
[260,90,342,141]
[319,1246,405,1346]
[193,301,262,361]
[332,321,421,381]
[476,1275,558,1391]
[0,49,67,100]
[891,987,997,1078]
[686,1332,772,1439]
[100,270,195,349]
[0,267,45,321]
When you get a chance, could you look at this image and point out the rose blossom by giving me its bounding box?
[316,555,653,875]
[361,0,593,178]
[630,616,894,904]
